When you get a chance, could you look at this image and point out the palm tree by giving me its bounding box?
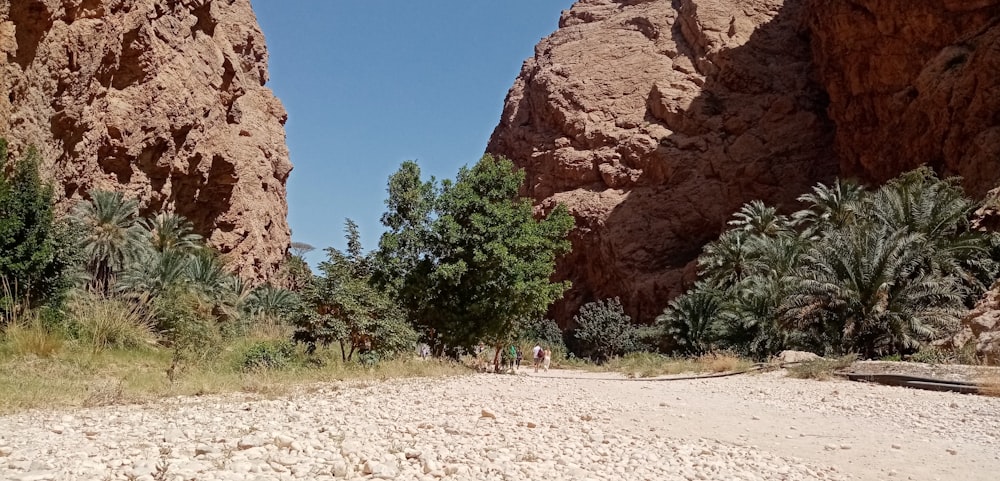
[698,230,751,288]
[866,167,996,295]
[793,179,864,237]
[728,200,792,236]
[781,225,966,358]
[245,285,301,318]
[656,285,722,355]
[72,190,149,291]
[142,212,202,253]
[116,248,192,299]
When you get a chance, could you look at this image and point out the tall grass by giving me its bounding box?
[2,317,64,357]
[68,295,156,351]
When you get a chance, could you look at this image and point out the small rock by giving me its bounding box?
[0,446,12,457]
[331,460,349,477]
[526,422,537,428]
[237,435,267,450]
[194,445,217,456]
[274,434,295,449]
[947,448,958,455]
[824,444,838,451]
[891,444,901,450]
[404,449,421,459]
[840,444,852,450]
[481,409,496,419]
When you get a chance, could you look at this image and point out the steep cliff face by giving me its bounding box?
[0,0,291,280]
[808,0,1000,196]
[488,0,837,325]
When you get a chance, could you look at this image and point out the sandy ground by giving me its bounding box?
[526,369,1000,481]
[1,368,998,480]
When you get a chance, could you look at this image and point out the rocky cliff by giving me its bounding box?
[808,0,1000,197]
[488,0,838,325]
[0,0,291,280]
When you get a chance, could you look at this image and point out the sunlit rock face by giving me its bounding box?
[0,0,292,280]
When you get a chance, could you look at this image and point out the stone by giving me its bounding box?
[777,351,822,363]
[237,436,267,450]
[0,446,11,457]
[0,0,292,282]
[274,434,295,449]
[481,409,496,420]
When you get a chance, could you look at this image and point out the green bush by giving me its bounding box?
[240,340,295,371]
[570,298,639,363]
[0,140,79,316]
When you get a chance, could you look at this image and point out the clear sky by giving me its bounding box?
[249,1,576,265]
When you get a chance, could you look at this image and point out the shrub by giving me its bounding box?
[240,340,295,371]
[520,318,564,347]
[571,298,639,363]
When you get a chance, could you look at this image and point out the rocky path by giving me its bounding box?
[1,369,998,481]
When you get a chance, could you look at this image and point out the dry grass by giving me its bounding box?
[786,355,856,380]
[2,318,64,357]
[596,351,753,378]
[0,339,470,414]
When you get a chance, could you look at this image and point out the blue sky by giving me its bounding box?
[250,1,576,265]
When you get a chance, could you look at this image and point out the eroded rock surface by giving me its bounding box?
[488,0,837,325]
[0,0,291,280]
[807,0,1000,197]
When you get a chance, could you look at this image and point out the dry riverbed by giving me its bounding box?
[1,369,998,481]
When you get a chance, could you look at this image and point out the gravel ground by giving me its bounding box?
[1,369,998,481]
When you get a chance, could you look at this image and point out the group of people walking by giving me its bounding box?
[531,343,551,373]
[495,344,552,373]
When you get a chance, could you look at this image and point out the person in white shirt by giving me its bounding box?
[532,344,542,372]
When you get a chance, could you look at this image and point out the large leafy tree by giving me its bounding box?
[0,140,78,312]
[377,155,574,358]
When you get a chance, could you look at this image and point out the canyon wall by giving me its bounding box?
[808,0,1000,196]
[0,0,291,280]
[488,0,838,325]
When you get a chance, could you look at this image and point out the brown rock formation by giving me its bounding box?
[0,0,291,280]
[488,0,837,325]
[807,0,1000,196]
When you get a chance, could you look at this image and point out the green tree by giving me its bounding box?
[781,226,966,357]
[296,220,416,361]
[0,140,78,313]
[374,160,437,296]
[388,155,574,360]
[142,212,202,253]
[656,285,722,355]
[72,190,148,292]
[571,297,639,362]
